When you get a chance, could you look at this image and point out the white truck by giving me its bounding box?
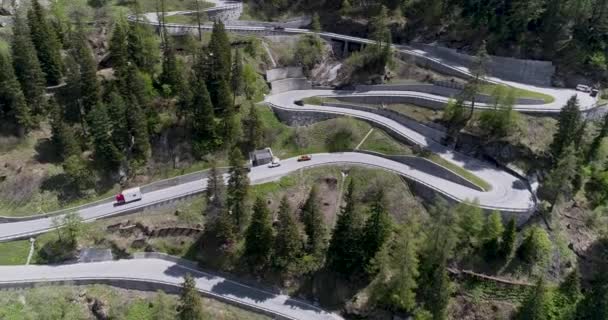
[114,187,143,206]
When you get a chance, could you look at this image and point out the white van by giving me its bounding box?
[115,187,143,205]
[576,84,591,93]
[268,157,281,168]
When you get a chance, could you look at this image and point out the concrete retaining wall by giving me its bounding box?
[270,105,338,126]
[270,78,312,94]
[356,150,482,191]
[411,43,555,86]
[266,67,305,82]
[205,3,243,22]
[355,84,545,105]
[397,51,475,81]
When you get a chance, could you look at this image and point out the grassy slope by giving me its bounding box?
[0,240,30,265]
[0,285,268,320]
[480,84,555,104]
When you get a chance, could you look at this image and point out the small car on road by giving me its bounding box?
[297,155,312,162]
[268,157,281,168]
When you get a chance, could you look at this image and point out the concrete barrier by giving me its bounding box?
[270,78,312,94]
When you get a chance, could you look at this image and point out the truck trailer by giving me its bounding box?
[114,187,143,206]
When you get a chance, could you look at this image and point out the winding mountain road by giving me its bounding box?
[0,2,596,320]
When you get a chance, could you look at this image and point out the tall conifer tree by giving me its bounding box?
[28,0,63,85]
[273,196,303,272]
[244,197,274,270]
[0,52,32,133]
[12,11,46,115]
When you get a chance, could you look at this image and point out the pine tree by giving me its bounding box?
[517,277,553,320]
[370,223,420,312]
[242,104,264,152]
[178,274,205,320]
[501,217,517,258]
[221,99,239,147]
[463,41,489,120]
[550,96,582,160]
[311,13,321,32]
[27,0,63,85]
[0,52,32,133]
[231,49,244,104]
[63,154,95,193]
[104,91,130,151]
[49,98,80,160]
[123,64,152,110]
[61,54,84,125]
[418,199,456,320]
[519,226,552,267]
[301,186,327,258]
[109,18,129,82]
[455,201,485,250]
[127,98,151,162]
[86,103,123,171]
[207,21,232,109]
[587,112,608,162]
[244,197,274,270]
[12,11,46,116]
[420,257,451,320]
[575,272,608,320]
[555,268,581,319]
[151,291,177,320]
[160,33,183,96]
[127,23,159,74]
[482,211,505,258]
[543,144,579,207]
[273,196,303,272]
[327,180,364,275]
[362,189,392,270]
[190,73,217,156]
[227,147,250,231]
[205,164,225,218]
[71,23,100,114]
